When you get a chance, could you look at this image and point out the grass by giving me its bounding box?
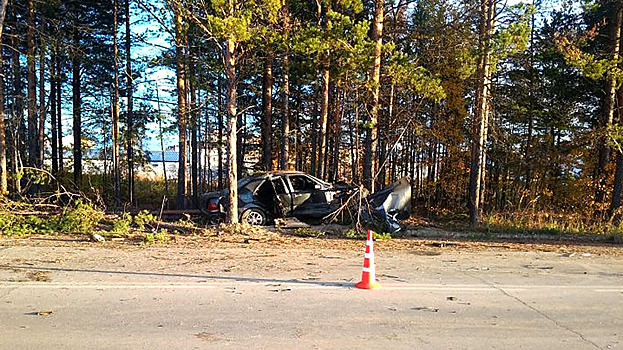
[479,210,623,241]
[143,229,170,244]
[344,229,392,241]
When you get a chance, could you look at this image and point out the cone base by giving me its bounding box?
[355,281,381,290]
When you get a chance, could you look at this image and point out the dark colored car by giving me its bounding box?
[201,171,352,225]
[201,171,411,232]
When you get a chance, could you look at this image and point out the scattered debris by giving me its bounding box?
[26,311,54,317]
[412,306,439,312]
[428,242,458,248]
[26,270,51,282]
[523,265,554,270]
[275,218,311,229]
[194,332,217,341]
[91,234,105,243]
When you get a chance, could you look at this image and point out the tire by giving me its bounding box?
[241,208,267,226]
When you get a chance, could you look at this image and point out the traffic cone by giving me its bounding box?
[356,230,381,290]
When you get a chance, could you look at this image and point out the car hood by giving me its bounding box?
[361,177,411,233]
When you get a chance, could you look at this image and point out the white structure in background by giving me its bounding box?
[53,146,222,181]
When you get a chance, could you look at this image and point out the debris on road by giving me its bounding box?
[411,307,439,312]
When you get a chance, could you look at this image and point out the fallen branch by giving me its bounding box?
[152,221,208,235]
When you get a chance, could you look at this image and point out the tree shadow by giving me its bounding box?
[0,264,352,288]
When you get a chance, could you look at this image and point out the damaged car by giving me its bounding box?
[200,171,411,232]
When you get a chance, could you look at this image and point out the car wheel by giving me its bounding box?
[241,208,267,226]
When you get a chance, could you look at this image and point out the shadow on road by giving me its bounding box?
[0,264,353,288]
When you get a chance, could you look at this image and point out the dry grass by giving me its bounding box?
[481,210,623,242]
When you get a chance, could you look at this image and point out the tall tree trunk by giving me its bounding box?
[217,74,223,190]
[363,0,384,192]
[173,3,187,209]
[310,81,318,175]
[280,47,290,170]
[237,110,244,178]
[610,88,623,221]
[50,52,58,176]
[597,3,623,208]
[224,37,239,224]
[126,0,134,205]
[0,0,8,195]
[112,0,121,206]
[280,2,291,170]
[261,52,273,171]
[11,24,25,193]
[317,63,329,179]
[190,60,199,207]
[38,18,45,168]
[27,0,38,169]
[72,50,82,186]
[469,0,495,226]
[56,58,63,173]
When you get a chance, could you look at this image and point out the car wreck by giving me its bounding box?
[201,171,411,232]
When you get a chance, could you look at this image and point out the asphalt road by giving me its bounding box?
[1,244,622,349]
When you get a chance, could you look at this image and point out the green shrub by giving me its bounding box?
[143,228,170,244]
[58,200,105,233]
[0,210,27,236]
[111,213,133,234]
[133,210,156,230]
[292,227,324,237]
[344,229,391,241]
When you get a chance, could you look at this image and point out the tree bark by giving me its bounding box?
[363,0,384,192]
[0,0,8,194]
[597,3,623,208]
[112,0,122,206]
[261,52,273,171]
[468,0,495,226]
[190,59,199,207]
[280,4,291,170]
[11,23,24,193]
[56,57,63,173]
[38,18,45,168]
[317,63,329,179]
[609,88,623,221]
[217,74,223,190]
[27,0,38,169]
[126,0,134,205]
[50,52,58,176]
[173,2,187,209]
[72,30,82,186]
[224,37,239,224]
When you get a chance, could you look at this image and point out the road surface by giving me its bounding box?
[1,237,622,349]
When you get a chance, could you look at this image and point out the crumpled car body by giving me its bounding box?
[200,171,411,232]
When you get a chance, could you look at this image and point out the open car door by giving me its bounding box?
[269,176,292,217]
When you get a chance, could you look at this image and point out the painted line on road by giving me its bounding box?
[1,282,621,293]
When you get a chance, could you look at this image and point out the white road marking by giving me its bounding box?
[0,282,620,292]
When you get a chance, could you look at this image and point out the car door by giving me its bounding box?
[270,176,292,216]
[287,174,327,210]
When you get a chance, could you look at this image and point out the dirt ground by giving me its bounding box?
[1,224,622,267]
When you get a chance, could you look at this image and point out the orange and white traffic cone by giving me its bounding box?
[356,230,381,290]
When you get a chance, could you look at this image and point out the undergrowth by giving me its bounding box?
[143,229,170,244]
[344,229,391,241]
[480,211,623,242]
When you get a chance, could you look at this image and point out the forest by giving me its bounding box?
[0,0,623,235]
